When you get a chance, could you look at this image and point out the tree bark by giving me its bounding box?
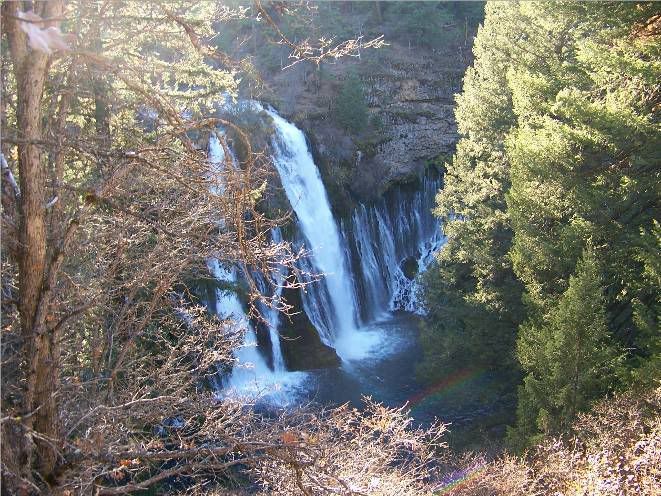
[3,0,65,482]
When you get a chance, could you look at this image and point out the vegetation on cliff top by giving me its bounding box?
[210,2,484,213]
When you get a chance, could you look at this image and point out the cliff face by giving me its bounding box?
[261,40,470,213]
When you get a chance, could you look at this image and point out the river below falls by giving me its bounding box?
[239,312,511,441]
[302,312,425,412]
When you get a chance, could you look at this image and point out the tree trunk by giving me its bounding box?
[3,0,65,482]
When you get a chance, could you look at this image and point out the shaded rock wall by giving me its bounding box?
[278,286,341,371]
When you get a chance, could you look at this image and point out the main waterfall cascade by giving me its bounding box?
[266,109,360,345]
[206,107,445,397]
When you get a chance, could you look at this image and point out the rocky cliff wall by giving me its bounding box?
[259,40,470,213]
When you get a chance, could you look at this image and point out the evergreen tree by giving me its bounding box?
[334,72,369,133]
[511,250,619,446]
[386,2,457,49]
[505,2,660,445]
[419,3,524,382]
[422,1,660,447]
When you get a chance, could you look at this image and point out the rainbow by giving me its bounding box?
[405,368,486,410]
[433,463,488,494]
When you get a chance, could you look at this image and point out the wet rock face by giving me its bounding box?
[401,256,419,281]
[278,286,341,371]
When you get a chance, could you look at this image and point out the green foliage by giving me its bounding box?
[418,263,520,383]
[313,2,358,40]
[419,3,524,386]
[333,73,369,133]
[422,1,660,448]
[369,113,384,132]
[513,250,620,442]
[384,2,459,49]
[503,2,660,446]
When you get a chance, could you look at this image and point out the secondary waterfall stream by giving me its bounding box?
[255,227,287,372]
[343,173,444,320]
[208,107,444,407]
[208,132,299,395]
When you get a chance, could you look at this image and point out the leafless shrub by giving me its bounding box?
[52,398,446,495]
[440,387,661,496]
[1,2,445,494]
[252,400,447,495]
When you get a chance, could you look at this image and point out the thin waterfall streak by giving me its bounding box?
[266,227,287,372]
[207,132,275,391]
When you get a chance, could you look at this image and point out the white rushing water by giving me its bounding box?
[253,227,287,372]
[207,133,272,392]
[207,105,445,400]
[266,109,360,345]
[207,259,274,391]
[208,132,306,398]
[342,174,444,319]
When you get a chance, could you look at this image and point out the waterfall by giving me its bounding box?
[266,109,359,344]
[342,173,444,320]
[207,131,279,392]
[253,227,287,372]
[207,259,275,392]
[206,104,445,396]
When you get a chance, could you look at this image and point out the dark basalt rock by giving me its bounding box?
[401,255,419,280]
[278,286,341,370]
